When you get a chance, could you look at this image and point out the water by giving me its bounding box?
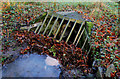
[2,53,61,77]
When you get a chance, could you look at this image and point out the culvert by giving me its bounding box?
[2,11,95,78]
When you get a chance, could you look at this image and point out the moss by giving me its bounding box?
[86,22,93,34]
[33,12,47,24]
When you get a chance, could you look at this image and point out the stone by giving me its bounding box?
[105,64,115,77]
[0,68,2,79]
[45,55,60,66]
[96,67,103,79]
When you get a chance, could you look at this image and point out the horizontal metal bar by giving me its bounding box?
[43,15,54,35]
[73,21,85,44]
[28,22,42,32]
[54,17,65,39]
[37,13,49,34]
[28,25,32,31]
[35,13,48,34]
[75,27,85,46]
[59,19,71,41]
[66,20,77,43]
[48,11,83,24]
[48,15,59,36]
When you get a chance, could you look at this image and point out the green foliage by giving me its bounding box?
[48,45,56,52]
[86,22,93,34]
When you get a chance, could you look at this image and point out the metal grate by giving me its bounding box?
[29,11,91,53]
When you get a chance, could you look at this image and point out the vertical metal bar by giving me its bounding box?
[37,13,49,34]
[43,15,54,35]
[81,35,88,50]
[59,19,71,41]
[84,27,89,39]
[66,20,77,43]
[48,16,59,36]
[73,21,85,44]
[85,27,91,55]
[54,17,65,38]
[87,45,91,56]
[75,27,85,46]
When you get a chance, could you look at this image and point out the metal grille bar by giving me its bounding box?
[66,20,77,43]
[75,27,85,46]
[48,15,59,36]
[28,25,32,31]
[28,11,91,53]
[73,21,85,44]
[59,19,71,41]
[87,45,91,56]
[54,17,65,38]
[81,35,88,50]
[35,13,49,34]
[43,15,54,35]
